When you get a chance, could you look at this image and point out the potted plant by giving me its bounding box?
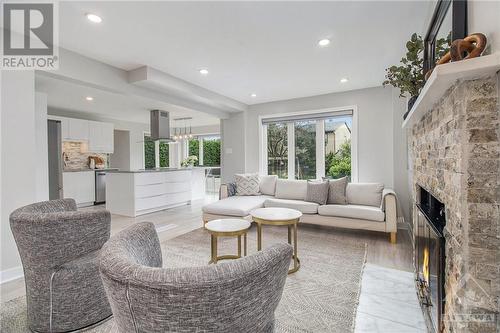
[383,33,425,118]
[181,155,198,167]
[384,33,452,119]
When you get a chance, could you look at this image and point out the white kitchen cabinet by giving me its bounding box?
[88,121,114,153]
[106,170,192,217]
[61,118,70,140]
[66,118,89,141]
[63,171,95,207]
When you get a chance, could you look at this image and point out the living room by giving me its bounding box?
[1,1,499,333]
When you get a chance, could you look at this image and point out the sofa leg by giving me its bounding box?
[390,232,397,244]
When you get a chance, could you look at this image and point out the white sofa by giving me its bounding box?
[202,178,398,243]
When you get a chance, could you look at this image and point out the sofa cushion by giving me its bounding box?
[327,177,348,205]
[318,204,385,222]
[259,175,278,196]
[346,183,384,207]
[235,173,260,196]
[264,198,318,214]
[275,179,307,200]
[202,195,271,217]
[305,180,329,205]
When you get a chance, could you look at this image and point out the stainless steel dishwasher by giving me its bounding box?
[95,171,107,204]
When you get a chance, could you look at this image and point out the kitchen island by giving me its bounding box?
[106,168,193,217]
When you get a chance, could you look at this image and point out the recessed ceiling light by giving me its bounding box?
[340,78,349,83]
[86,13,102,23]
[318,38,331,47]
[250,93,257,98]
[199,69,209,75]
[86,96,94,101]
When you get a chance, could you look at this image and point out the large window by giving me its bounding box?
[262,110,354,180]
[188,139,200,166]
[202,136,221,166]
[325,117,352,179]
[295,120,316,180]
[267,123,288,178]
[144,135,156,169]
[159,142,169,167]
[143,134,169,168]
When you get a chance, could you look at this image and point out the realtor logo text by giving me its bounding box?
[1,2,58,70]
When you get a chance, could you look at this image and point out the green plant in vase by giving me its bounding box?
[181,155,198,167]
[383,33,451,119]
[383,33,424,116]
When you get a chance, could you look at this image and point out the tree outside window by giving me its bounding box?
[325,118,352,179]
[295,120,316,180]
[203,137,220,166]
[159,142,169,167]
[144,135,155,169]
[267,123,288,178]
[188,139,200,166]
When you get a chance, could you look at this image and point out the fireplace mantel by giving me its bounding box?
[402,53,500,128]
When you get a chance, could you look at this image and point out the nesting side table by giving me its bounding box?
[205,219,251,264]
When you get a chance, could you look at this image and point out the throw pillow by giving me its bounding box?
[259,175,278,195]
[327,177,348,204]
[305,180,329,205]
[235,173,260,196]
[346,182,384,206]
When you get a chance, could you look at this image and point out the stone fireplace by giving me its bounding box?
[409,74,499,333]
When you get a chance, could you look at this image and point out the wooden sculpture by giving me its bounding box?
[425,33,487,80]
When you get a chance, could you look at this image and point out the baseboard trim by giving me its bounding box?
[0,266,24,285]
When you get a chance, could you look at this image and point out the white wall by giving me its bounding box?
[221,114,246,182]
[245,86,397,187]
[468,0,500,54]
[110,130,131,169]
[1,71,38,279]
[35,93,49,201]
[392,89,411,223]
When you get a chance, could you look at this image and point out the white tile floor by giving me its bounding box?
[355,264,427,333]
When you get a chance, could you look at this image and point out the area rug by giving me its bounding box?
[0,225,366,333]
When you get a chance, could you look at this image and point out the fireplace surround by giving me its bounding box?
[409,74,499,333]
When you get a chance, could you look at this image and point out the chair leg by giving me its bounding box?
[390,232,397,244]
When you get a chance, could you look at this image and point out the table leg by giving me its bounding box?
[213,236,218,264]
[293,222,298,271]
[257,223,262,251]
[210,235,215,264]
[244,233,247,256]
[237,235,242,258]
[288,225,292,244]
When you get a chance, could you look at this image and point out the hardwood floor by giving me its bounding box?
[0,197,413,304]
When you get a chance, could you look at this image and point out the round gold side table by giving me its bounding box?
[250,207,302,274]
[205,219,251,264]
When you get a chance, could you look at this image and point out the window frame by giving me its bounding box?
[258,106,358,181]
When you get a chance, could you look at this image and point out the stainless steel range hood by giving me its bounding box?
[150,110,171,141]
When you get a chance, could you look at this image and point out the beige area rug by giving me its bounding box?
[1,225,366,333]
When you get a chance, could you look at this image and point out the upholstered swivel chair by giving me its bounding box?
[99,222,292,333]
[9,199,112,332]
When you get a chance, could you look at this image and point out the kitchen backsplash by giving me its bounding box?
[63,142,109,170]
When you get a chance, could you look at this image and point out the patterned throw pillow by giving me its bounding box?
[326,177,348,204]
[235,173,261,196]
[305,180,329,205]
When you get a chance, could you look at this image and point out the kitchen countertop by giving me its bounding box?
[63,168,118,172]
[107,168,192,173]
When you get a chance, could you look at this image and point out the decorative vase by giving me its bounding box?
[404,95,418,119]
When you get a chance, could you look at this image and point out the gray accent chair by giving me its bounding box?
[9,199,112,332]
[99,222,292,333]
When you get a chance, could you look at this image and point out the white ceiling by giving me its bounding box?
[36,75,220,126]
[57,1,432,105]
